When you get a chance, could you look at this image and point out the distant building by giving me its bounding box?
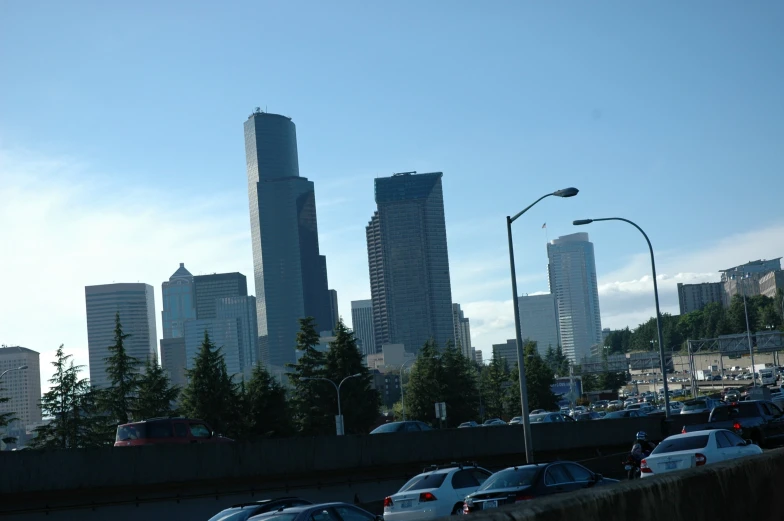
[184,319,243,378]
[677,282,723,314]
[294,332,335,363]
[161,263,196,339]
[0,346,42,436]
[370,370,401,409]
[547,233,602,363]
[366,172,455,355]
[328,289,339,331]
[601,328,612,343]
[159,338,187,388]
[492,339,518,367]
[193,272,248,320]
[365,343,414,371]
[85,283,157,389]
[473,349,483,364]
[517,294,560,357]
[216,296,259,375]
[452,303,472,358]
[351,299,376,356]
[721,259,782,305]
[759,271,784,299]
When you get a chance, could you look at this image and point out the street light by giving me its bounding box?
[508,186,579,464]
[400,359,415,421]
[573,217,671,419]
[301,373,362,435]
[733,275,757,386]
[0,365,28,380]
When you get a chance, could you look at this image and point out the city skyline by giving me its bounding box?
[2,2,784,389]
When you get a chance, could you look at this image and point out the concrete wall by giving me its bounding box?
[470,448,784,521]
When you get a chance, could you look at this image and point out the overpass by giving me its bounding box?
[0,415,712,521]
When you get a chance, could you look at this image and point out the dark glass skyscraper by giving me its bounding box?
[366,172,455,354]
[244,110,332,368]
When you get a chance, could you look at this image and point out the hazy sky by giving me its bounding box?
[2,1,783,387]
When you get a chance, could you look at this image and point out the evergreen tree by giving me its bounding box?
[479,356,512,420]
[403,340,443,423]
[513,342,558,411]
[180,331,237,435]
[322,320,380,434]
[439,341,480,425]
[0,384,15,445]
[245,363,293,438]
[31,345,98,448]
[100,312,141,424]
[135,358,179,420]
[288,317,331,435]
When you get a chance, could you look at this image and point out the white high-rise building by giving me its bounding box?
[351,299,376,356]
[452,303,472,358]
[517,294,560,357]
[547,233,602,363]
[85,283,157,389]
[0,346,42,430]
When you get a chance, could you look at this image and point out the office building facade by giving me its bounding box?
[759,271,784,299]
[193,272,248,320]
[517,294,560,357]
[452,303,472,358]
[328,289,339,331]
[244,110,333,369]
[677,282,723,314]
[721,258,782,305]
[184,319,242,378]
[474,349,483,364]
[216,296,259,373]
[547,233,602,363]
[161,263,196,339]
[159,338,187,388]
[0,346,42,430]
[85,283,157,389]
[351,299,376,356]
[492,339,518,367]
[365,172,455,354]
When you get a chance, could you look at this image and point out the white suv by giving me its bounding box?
[383,464,492,521]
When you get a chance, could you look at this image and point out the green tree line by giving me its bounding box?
[604,292,784,355]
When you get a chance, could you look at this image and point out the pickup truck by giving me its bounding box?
[682,400,784,447]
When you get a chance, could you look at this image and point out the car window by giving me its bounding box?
[405,422,420,433]
[116,423,145,441]
[311,509,340,521]
[478,468,539,491]
[371,423,402,433]
[190,423,211,438]
[651,435,710,454]
[563,463,593,482]
[552,414,563,422]
[173,422,188,438]
[418,422,433,431]
[148,421,173,438]
[544,464,572,486]
[767,402,783,418]
[530,415,546,423]
[472,470,490,485]
[399,473,447,492]
[715,431,732,449]
[723,430,746,447]
[451,469,480,489]
[334,506,374,521]
[758,403,772,416]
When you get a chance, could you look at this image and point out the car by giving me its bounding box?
[625,403,644,411]
[208,497,312,521]
[602,410,646,419]
[641,429,762,477]
[529,409,546,415]
[249,503,382,521]
[529,413,574,423]
[370,422,433,434]
[482,418,507,426]
[569,406,588,417]
[574,412,602,421]
[383,463,492,520]
[462,461,618,512]
[592,400,609,410]
[458,421,479,428]
[114,417,233,446]
[508,417,522,425]
[680,398,721,415]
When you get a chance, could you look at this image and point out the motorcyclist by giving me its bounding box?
[630,431,656,462]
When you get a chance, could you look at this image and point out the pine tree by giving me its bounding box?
[0,384,15,445]
[31,345,97,448]
[517,341,558,411]
[440,341,480,425]
[135,358,179,420]
[288,317,331,435]
[322,320,380,434]
[100,312,141,424]
[180,331,237,435]
[403,339,443,423]
[245,364,293,438]
[479,356,511,420]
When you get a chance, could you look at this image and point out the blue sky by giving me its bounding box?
[2,1,783,384]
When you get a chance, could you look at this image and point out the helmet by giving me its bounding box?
[636,431,647,441]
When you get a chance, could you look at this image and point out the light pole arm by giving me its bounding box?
[509,193,552,223]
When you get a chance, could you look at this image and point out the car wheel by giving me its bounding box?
[452,503,465,515]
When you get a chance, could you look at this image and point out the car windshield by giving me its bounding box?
[208,507,258,521]
[251,514,299,521]
[371,423,402,433]
[399,473,447,492]
[682,400,707,411]
[604,411,626,418]
[652,435,709,454]
[116,423,146,441]
[477,468,538,491]
[529,414,547,423]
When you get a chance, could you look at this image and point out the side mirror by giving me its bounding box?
[594,473,603,481]
[744,439,754,446]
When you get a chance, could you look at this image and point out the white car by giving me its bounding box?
[383,464,492,521]
[641,429,761,477]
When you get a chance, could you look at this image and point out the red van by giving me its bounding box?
[114,417,234,446]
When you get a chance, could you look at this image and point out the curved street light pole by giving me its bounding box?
[400,359,415,421]
[0,365,28,381]
[573,217,671,419]
[508,187,579,464]
[301,373,362,435]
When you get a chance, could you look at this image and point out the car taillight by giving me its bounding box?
[640,459,652,473]
[419,492,437,502]
[463,502,470,514]
[695,453,707,466]
[733,422,741,432]
[515,492,534,502]
[384,497,393,508]
[681,426,687,434]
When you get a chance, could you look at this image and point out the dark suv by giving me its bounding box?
[208,497,312,521]
[114,417,234,446]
